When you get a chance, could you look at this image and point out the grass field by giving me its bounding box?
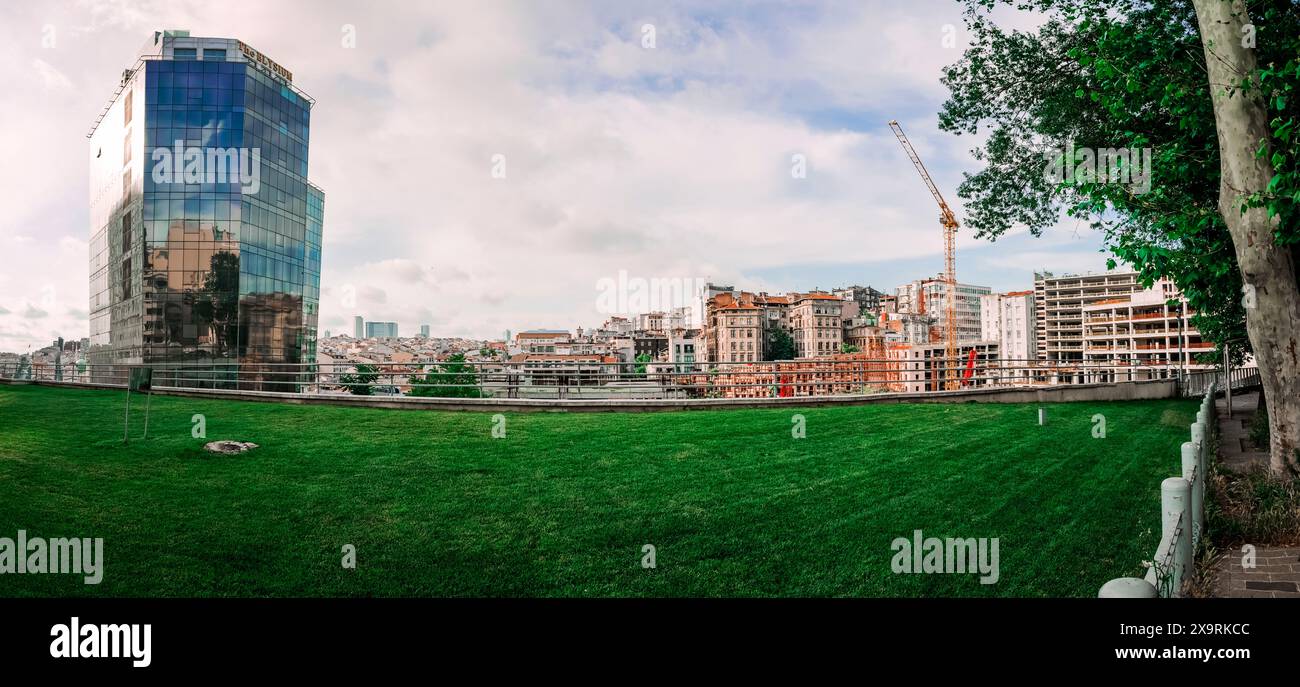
[0,383,1197,597]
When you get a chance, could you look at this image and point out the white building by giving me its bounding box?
[1034,270,1141,363]
[980,291,1037,362]
[1081,278,1214,380]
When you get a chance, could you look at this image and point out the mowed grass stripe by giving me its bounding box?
[0,384,1194,597]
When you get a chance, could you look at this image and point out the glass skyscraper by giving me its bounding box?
[88,31,323,384]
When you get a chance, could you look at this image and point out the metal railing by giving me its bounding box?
[1099,384,1216,598]
[1180,366,1260,398]
[1,357,1213,401]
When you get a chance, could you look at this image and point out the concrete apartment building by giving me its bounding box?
[879,310,937,346]
[1033,270,1142,363]
[638,311,665,334]
[980,291,1036,361]
[894,277,992,342]
[666,327,699,368]
[833,285,886,313]
[704,292,762,363]
[1081,278,1214,379]
[755,293,791,357]
[789,293,844,358]
[667,306,692,330]
[893,341,1001,393]
[515,329,571,353]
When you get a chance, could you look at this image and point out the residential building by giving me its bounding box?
[833,285,886,314]
[515,329,570,353]
[1081,279,1214,379]
[980,290,1037,364]
[704,291,762,363]
[637,312,665,334]
[634,335,668,361]
[666,327,698,368]
[88,30,323,376]
[1034,270,1142,363]
[789,292,844,358]
[893,341,1001,393]
[754,293,791,358]
[503,353,617,388]
[895,277,991,342]
[667,306,692,330]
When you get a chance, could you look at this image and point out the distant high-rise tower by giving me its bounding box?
[420,324,430,338]
[354,315,364,339]
[87,30,323,374]
[366,321,398,339]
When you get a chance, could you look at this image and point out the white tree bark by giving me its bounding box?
[1192,0,1300,476]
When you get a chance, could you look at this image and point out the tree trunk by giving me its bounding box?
[1192,0,1300,476]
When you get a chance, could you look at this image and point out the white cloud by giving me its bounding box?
[0,0,1076,350]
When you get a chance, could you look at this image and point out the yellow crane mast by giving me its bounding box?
[888,120,959,390]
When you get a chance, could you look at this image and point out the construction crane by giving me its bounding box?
[888,120,959,391]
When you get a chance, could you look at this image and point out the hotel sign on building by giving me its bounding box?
[236,40,293,83]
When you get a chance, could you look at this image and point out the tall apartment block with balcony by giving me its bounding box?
[1081,279,1214,380]
[1033,271,1140,364]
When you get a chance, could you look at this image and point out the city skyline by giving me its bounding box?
[0,1,1111,354]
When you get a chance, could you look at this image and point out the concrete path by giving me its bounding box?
[1215,391,1268,474]
[1210,391,1300,598]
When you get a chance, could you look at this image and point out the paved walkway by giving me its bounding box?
[1210,391,1300,598]
[1214,391,1268,473]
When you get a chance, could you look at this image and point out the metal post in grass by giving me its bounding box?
[1162,477,1192,596]
[1099,577,1158,598]
[1181,442,1200,545]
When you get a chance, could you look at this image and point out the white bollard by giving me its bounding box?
[1038,407,1045,425]
[1161,477,1193,597]
[1099,577,1159,598]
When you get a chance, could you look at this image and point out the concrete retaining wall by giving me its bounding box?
[1,377,1179,413]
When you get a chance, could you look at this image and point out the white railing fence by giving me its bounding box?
[1099,383,1216,598]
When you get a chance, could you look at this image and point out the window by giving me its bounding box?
[122,211,132,254]
[121,259,132,299]
[202,48,227,61]
[173,48,197,60]
[124,89,132,125]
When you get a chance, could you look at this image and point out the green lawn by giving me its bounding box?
[0,384,1196,597]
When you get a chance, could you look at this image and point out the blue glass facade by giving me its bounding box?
[89,34,322,377]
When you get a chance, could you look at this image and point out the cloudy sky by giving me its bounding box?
[0,0,1110,351]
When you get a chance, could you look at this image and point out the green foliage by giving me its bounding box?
[409,354,482,398]
[634,353,652,375]
[337,363,379,396]
[1208,464,1300,546]
[941,0,1300,364]
[841,343,861,354]
[766,328,796,361]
